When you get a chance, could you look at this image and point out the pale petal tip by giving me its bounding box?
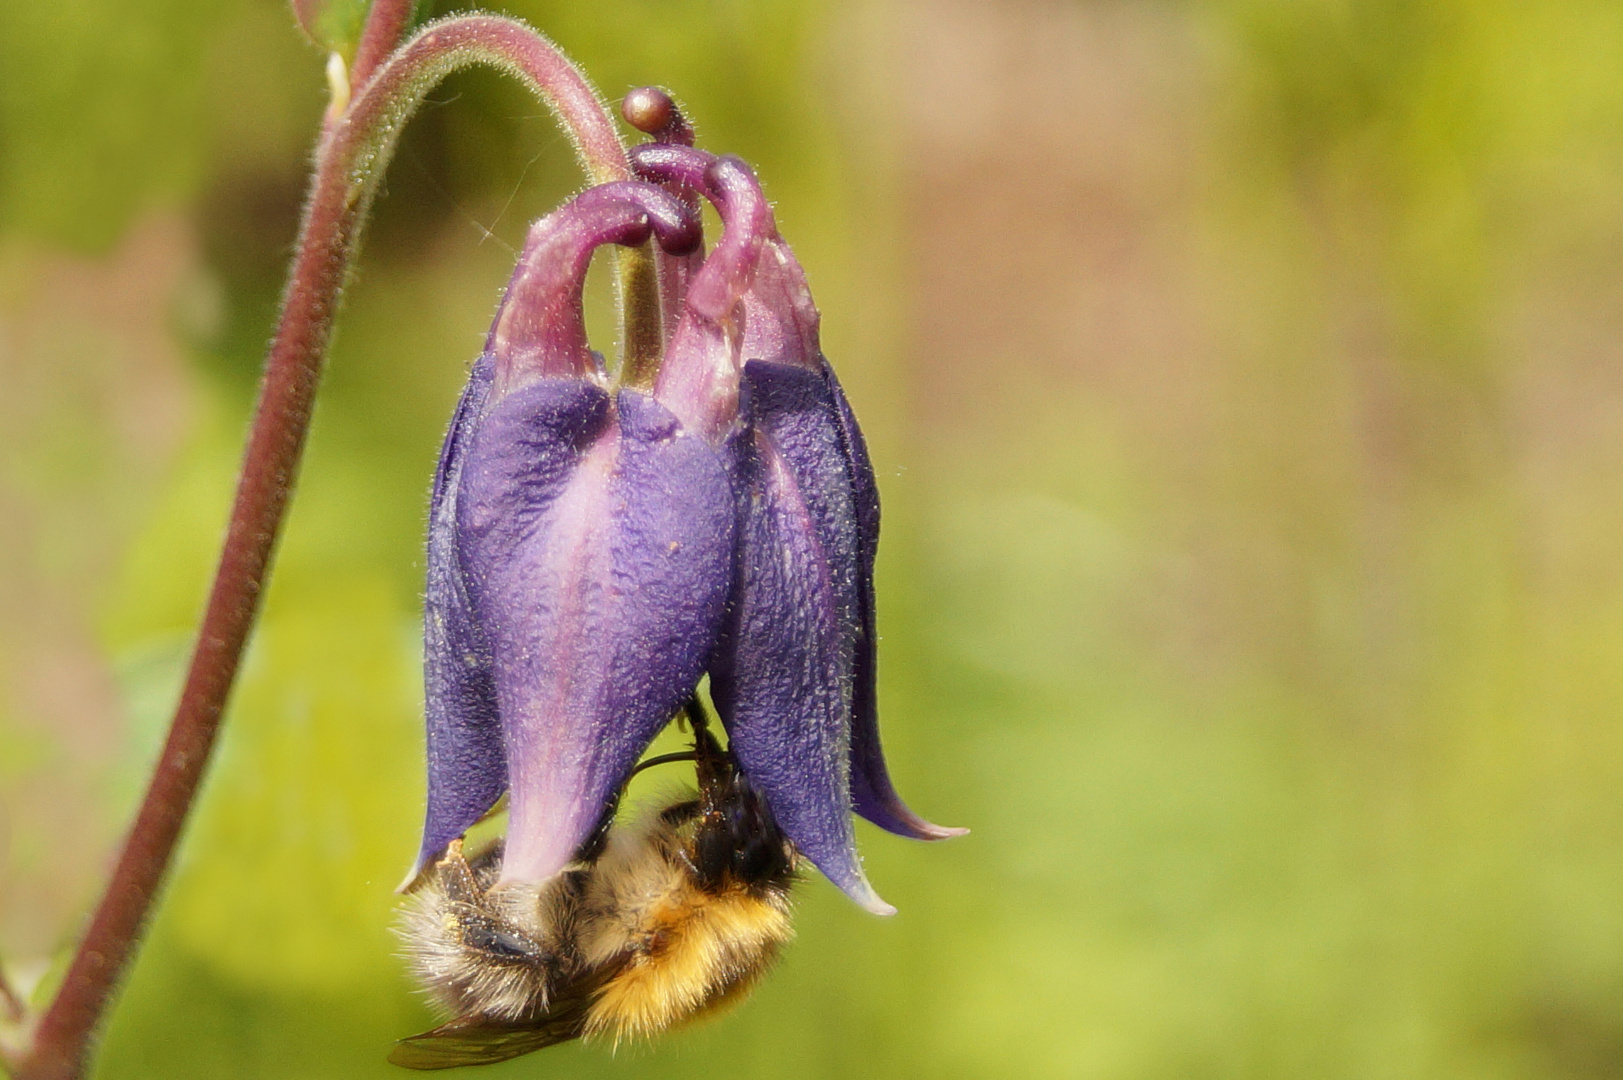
[396,851,435,894]
[924,824,971,840]
[845,875,898,917]
[395,867,421,895]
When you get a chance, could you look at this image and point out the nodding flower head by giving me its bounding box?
[407,96,962,916]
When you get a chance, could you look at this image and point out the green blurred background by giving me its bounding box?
[5,0,1623,1076]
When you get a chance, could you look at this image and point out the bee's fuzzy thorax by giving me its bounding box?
[578,808,795,1042]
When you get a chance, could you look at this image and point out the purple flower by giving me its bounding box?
[407,151,960,914]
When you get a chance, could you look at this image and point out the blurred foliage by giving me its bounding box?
[5,0,1623,1078]
[289,0,371,55]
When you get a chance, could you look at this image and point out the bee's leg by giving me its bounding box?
[679,694,710,736]
[434,839,484,905]
[681,694,730,762]
[669,713,740,890]
[684,696,734,800]
[628,750,699,780]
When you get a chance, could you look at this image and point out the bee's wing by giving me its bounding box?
[388,1015,583,1070]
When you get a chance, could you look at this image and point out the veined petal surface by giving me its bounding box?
[456,383,734,886]
[712,360,892,914]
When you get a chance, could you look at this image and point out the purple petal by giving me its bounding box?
[408,182,701,886]
[824,363,965,841]
[631,143,709,187]
[456,383,734,886]
[634,146,818,373]
[408,352,505,884]
[711,360,892,914]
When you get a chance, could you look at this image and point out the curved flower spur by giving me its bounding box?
[395,91,962,1066]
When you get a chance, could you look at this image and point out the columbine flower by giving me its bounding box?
[407,140,960,914]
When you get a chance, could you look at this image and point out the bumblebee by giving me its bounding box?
[391,710,798,1069]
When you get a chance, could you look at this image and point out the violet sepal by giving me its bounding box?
[456,382,734,886]
[825,369,964,841]
[712,360,892,913]
[409,180,714,886]
[412,351,502,884]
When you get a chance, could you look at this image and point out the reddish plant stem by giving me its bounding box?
[12,97,364,1080]
[344,15,662,373]
[349,0,414,91]
[348,15,626,184]
[9,15,637,1080]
